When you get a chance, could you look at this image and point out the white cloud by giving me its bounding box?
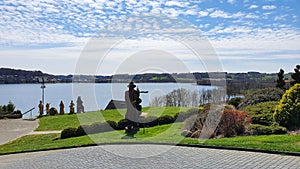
[209,10,247,19]
[274,15,287,21]
[262,5,277,10]
[210,27,300,62]
[244,13,259,19]
[249,5,258,9]
[227,0,236,4]
[198,11,209,17]
[165,1,184,7]
[0,0,299,74]
[210,10,232,18]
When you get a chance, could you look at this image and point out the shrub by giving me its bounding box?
[138,116,158,127]
[217,110,251,137]
[49,107,58,116]
[0,102,17,115]
[247,124,287,135]
[76,125,87,136]
[157,115,175,125]
[85,122,115,134]
[106,120,117,130]
[13,110,21,115]
[4,113,22,119]
[244,101,278,126]
[7,101,15,113]
[228,97,243,108]
[117,119,129,130]
[274,84,300,129]
[238,88,284,110]
[61,127,77,139]
[272,125,287,134]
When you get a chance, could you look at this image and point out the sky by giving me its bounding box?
[0,0,299,75]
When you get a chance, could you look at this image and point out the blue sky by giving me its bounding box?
[0,0,299,75]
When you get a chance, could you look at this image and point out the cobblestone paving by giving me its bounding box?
[0,144,299,169]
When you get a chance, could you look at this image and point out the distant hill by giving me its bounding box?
[0,68,53,77]
[0,67,280,91]
[0,68,55,84]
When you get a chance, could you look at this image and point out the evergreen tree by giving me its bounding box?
[291,65,300,86]
[276,69,285,89]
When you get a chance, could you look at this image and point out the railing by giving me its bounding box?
[22,107,35,116]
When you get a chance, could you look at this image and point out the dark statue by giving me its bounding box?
[69,100,75,114]
[59,101,65,115]
[38,100,44,116]
[46,103,50,115]
[124,81,142,137]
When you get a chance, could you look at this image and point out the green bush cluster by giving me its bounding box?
[244,101,278,126]
[247,124,287,135]
[138,116,159,128]
[0,102,22,119]
[274,84,300,129]
[61,112,184,139]
[157,115,175,125]
[227,97,243,108]
[60,127,78,139]
[61,121,117,139]
[49,107,58,116]
[237,88,284,110]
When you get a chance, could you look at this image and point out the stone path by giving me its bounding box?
[0,119,39,145]
[0,144,299,169]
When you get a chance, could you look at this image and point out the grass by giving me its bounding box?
[0,123,184,155]
[187,135,300,153]
[1,122,300,155]
[36,107,189,131]
[1,106,300,155]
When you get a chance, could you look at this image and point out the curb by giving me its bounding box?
[1,142,300,157]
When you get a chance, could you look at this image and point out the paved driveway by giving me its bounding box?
[0,144,299,169]
[0,119,39,145]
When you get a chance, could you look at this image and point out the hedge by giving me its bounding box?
[247,124,287,135]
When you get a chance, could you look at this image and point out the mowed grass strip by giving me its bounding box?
[36,107,189,131]
[199,134,300,152]
[0,123,183,155]
[1,122,300,155]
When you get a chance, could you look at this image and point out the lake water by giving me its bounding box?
[0,83,214,117]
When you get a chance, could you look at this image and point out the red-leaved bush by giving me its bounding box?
[217,110,251,137]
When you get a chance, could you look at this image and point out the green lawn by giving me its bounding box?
[1,122,300,155]
[36,107,189,131]
[1,106,299,155]
[199,134,300,152]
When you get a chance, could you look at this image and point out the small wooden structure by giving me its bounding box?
[105,100,127,110]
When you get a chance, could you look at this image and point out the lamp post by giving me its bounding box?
[40,77,46,106]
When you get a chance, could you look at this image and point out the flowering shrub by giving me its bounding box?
[217,110,252,137]
[182,105,251,138]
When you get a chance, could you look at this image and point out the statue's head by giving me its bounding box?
[127,81,136,89]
